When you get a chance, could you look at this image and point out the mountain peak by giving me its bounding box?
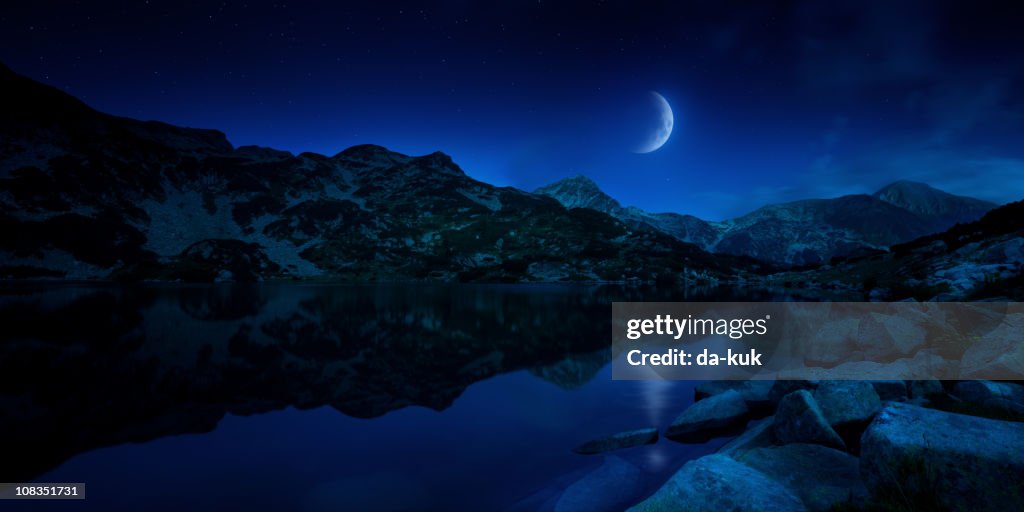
[873,180,995,226]
[534,175,621,213]
[408,151,467,177]
[334,144,397,159]
[332,145,466,176]
[874,180,937,196]
[873,179,993,206]
[412,150,457,168]
[560,174,599,187]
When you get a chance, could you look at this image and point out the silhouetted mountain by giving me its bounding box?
[0,64,748,283]
[537,177,996,265]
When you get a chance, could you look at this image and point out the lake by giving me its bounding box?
[0,283,790,511]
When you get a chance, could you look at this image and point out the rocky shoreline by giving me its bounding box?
[580,379,1024,511]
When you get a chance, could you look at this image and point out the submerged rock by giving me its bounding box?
[860,402,1024,512]
[737,444,868,512]
[572,428,658,455]
[813,380,882,427]
[666,389,750,442]
[772,390,845,450]
[626,454,807,512]
[555,456,643,512]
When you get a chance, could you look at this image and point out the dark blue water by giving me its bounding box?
[0,283,781,511]
[29,368,719,511]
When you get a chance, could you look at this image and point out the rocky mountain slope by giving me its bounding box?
[535,176,720,248]
[0,64,752,283]
[781,199,1024,301]
[873,180,996,233]
[537,177,996,265]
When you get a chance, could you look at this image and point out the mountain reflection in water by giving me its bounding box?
[0,283,785,511]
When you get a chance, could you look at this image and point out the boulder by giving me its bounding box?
[572,428,658,455]
[860,402,1024,512]
[781,351,955,380]
[772,390,845,450]
[769,380,818,403]
[694,380,775,412]
[907,379,945,400]
[982,237,1024,263]
[805,318,859,366]
[737,444,868,512]
[870,380,908,401]
[666,389,750,442]
[952,380,1024,405]
[813,381,882,427]
[858,311,928,358]
[960,312,1024,379]
[718,417,775,458]
[555,456,644,512]
[626,454,807,512]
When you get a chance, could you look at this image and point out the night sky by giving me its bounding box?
[2,1,1023,219]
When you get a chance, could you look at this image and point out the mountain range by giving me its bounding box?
[536,176,995,265]
[0,63,1008,284]
[786,198,1024,301]
[0,63,748,283]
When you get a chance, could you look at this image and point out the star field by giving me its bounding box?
[2,1,1023,218]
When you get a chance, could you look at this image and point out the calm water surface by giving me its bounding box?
[0,283,790,511]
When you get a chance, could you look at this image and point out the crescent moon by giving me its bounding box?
[635,91,674,154]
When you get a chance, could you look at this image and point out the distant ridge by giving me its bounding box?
[0,61,1001,278]
[536,176,996,265]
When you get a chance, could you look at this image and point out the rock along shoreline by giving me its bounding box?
[625,379,1024,511]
